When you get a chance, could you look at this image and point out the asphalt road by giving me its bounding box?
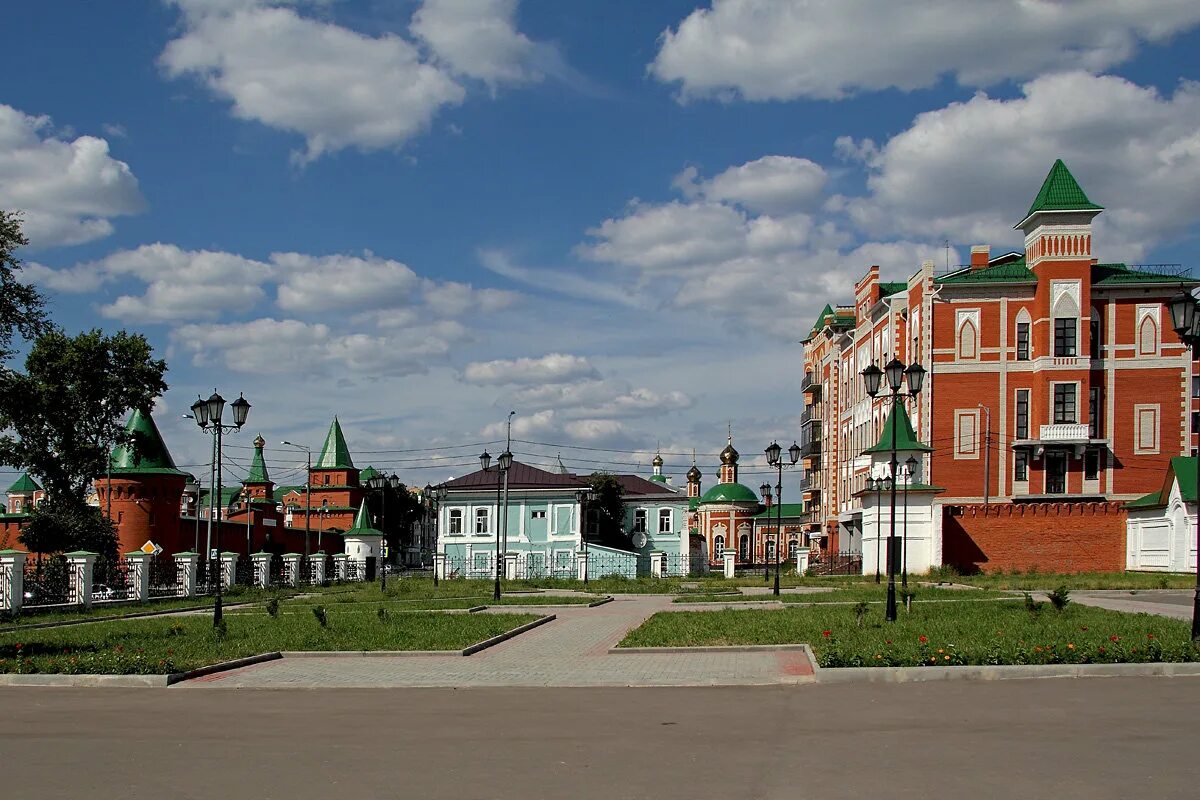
[2,678,1197,800]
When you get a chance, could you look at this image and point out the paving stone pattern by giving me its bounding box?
[182,595,813,688]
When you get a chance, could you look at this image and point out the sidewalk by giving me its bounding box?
[179,595,814,688]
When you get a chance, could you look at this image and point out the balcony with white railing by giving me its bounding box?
[1038,423,1090,443]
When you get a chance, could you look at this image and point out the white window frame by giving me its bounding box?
[475,507,490,535]
[713,534,725,559]
[448,508,463,535]
[633,508,647,533]
[530,510,546,520]
[657,508,672,533]
[1136,305,1160,356]
[956,309,980,362]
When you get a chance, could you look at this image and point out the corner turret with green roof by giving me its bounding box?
[315,416,355,470]
[863,402,933,455]
[1016,159,1103,230]
[110,407,188,476]
[7,473,41,495]
[244,435,270,484]
[342,501,382,538]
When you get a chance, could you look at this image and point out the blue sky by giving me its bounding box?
[3,0,1200,491]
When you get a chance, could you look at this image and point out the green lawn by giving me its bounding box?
[619,601,1200,667]
[930,568,1195,590]
[229,594,598,614]
[673,586,1010,604]
[0,609,539,674]
[0,586,298,628]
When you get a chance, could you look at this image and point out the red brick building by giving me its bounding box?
[802,160,1196,572]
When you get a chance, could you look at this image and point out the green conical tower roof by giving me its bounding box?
[342,501,382,537]
[111,408,188,476]
[315,416,355,470]
[359,466,379,483]
[1019,159,1103,225]
[244,435,270,484]
[7,472,41,494]
[863,402,933,455]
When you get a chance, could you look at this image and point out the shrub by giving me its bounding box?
[853,601,869,627]
[1023,593,1042,615]
[377,607,389,622]
[266,597,279,618]
[1048,586,1071,611]
[312,606,328,627]
[168,622,185,636]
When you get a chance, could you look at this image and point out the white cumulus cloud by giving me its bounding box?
[463,353,600,386]
[411,0,538,86]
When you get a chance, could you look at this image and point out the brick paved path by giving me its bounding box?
[181,595,814,688]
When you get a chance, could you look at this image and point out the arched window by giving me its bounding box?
[1138,314,1158,356]
[765,538,776,561]
[739,534,749,560]
[713,535,725,559]
[788,537,799,559]
[958,319,977,360]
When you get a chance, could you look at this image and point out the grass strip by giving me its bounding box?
[619,601,1199,667]
[673,586,1010,604]
[0,608,538,674]
[928,568,1195,590]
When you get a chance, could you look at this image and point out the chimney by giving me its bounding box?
[970,245,990,270]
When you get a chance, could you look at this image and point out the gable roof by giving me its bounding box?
[1091,262,1195,287]
[110,408,188,476]
[314,417,354,470]
[615,474,682,496]
[439,461,589,491]
[935,257,1036,285]
[863,402,933,454]
[342,501,382,537]
[879,281,907,297]
[7,473,41,494]
[1126,457,1197,510]
[1021,159,1103,222]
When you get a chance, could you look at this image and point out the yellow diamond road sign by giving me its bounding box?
[140,541,163,556]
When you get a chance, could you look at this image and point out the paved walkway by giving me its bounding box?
[1068,589,1194,620]
[182,595,813,688]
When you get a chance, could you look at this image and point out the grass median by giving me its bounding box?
[929,568,1195,590]
[619,600,1200,667]
[0,608,540,675]
[673,586,1010,604]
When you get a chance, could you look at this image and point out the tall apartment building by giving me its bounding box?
[801,160,1196,570]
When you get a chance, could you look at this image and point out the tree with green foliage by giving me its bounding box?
[0,329,168,505]
[20,498,118,561]
[587,472,626,547]
[0,210,50,362]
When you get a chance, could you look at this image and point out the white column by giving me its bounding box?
[650,551,665,578]
[333,554,349,582]
[576,551,588,582]
[433,553,446,581]
[251,552,272,588]
[282,553,302,587]
[220,552,238,589]
[0,550,26,613]
[175,552,199,597]
[311,553,326,585]
[504,552,518,581]
[65,551,98,608]
[723,549,736,579]
[796,549,810,576]
[125,553,150,602]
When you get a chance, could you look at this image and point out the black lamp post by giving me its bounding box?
[765,440,801,596]
[1167,290,1200,641]
[759,481,772,582]
[576,489,590,585]
[903,455,918,589]
[366,472,402,592]
[190,390,250,628]
[861,356,925,622]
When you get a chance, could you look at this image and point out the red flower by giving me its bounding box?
[885,640,892,645]
[821,629,831,638]
[1146,633,1155,640]
[918,635,928,644]
[14,643,22,651]
[1080,626,1088,632]
[1109,635,1119,643]
[1098,646,1107,654]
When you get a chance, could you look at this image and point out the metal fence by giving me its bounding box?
[195,559,218,596]
[809,551,862,576]
[92,558,133,603]
[22,557,70,607]
[149,556,180,598]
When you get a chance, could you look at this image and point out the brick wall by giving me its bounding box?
[942,501,1126,574]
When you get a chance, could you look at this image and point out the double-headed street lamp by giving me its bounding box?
[1167,290,1200,641]
[861,356,925,622]
[424,484,447,585]
[480,448,513,601]
[765,440,801,596]
[190,390,251,628]
[366,472,401,591]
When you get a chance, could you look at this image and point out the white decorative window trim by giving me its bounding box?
[1136,304,1160,357]
[1134,404,1160,455]
[954,409,980,460]
[956,309,980,361]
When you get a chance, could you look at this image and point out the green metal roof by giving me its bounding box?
[110,408,188,476]
[1126,457,1197,510]
[6,473,40,494]
[245,437,270,484]
[1091,263,1193,286]
[688,496,699,511]
[753,502,805,520]
[359,465,379,483]
[649,474,667,484]
[863,402,933,455]
[315,417,355,470]
[879,281,906,297]
[808,303,834,336]
[935,258,1035,285]
[1021,159,1103,221]
[699,482,760,504]
[342,501,382,537]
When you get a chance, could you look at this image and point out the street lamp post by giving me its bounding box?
[576,489,590,585]
[190,390,251,628]
[759,481,772,582]
[1166,290,1200,641]
[765,441,801,597]
[281,441,312,557]
[366,473,402,592]
[861,356,925,622]
[903,455,918,590]
[867,477,880,583]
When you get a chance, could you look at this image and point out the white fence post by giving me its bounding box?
[65,551,98,608]
[311,553,326,585]
[0,550,26,613]
[251,552,272,588]
[504,553,518,581]
[650,551,665,578]
[796,549,810,576]
[723,550,736,579]
[282,553,302,587]
[433,553,446,581]
[576,551,588,582]
[332,554,348,582]
[125,552,150,602]
[175,552,199,597]
[220,552,238,589]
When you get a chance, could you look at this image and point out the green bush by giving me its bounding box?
[312,606,328,627]
[1048,586,1071,611]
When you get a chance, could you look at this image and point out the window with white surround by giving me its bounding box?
[713,535,725,559]
[956,309,979,361]
[658,508,672,533]
[954,410,979,459]
[1134,404,1160,454]
[531,510,546,519]
[1014,451,1028,483]
[475,508,489,534]
[448,509,463,535]
[633,509,647,533]
[1137,306,1159,356]
[1053,383,1077,424]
